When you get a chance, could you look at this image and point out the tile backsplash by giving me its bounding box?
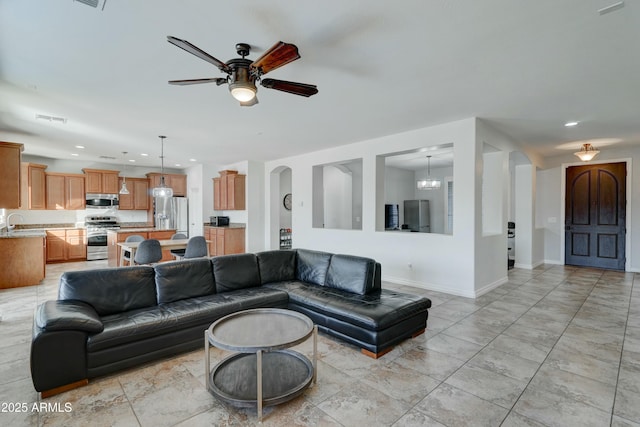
[1,208,148,228]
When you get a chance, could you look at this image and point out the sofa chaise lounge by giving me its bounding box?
[31,248,431,397]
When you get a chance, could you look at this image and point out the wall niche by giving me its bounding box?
[312,158,363,230]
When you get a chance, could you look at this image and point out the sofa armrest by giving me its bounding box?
[35,300,104,333]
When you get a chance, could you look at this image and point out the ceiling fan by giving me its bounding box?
[167,36,318,106]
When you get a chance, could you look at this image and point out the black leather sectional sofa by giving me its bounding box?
[31,248,431,397]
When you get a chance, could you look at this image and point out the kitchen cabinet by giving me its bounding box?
[146,173,187,197]
[46,173,86,210]
[0,141,24,209]
[118,177,149,210]
[204,225,245,256]
[66,229,87,260]
[213,170,245,210]
[45,229,86,263]
[20,163,47,210]
[82,168,120,194]
[0,235,45,288]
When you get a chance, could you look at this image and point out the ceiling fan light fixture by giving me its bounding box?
[228,62,257,102]
[574,143,600,161]
[230,84,256,102]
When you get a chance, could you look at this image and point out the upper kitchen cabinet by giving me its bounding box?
[46,173,85,210]
[146,173,187,197]
[0,141,24,208]
[118,177,149,210]
[82,168,120,194]
[213,170,245,210]
[20,163,47,210]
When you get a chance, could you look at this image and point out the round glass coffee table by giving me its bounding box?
[204,308,317,421]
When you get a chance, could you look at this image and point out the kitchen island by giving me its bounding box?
[107,228,176,267]
[0,231,46,288]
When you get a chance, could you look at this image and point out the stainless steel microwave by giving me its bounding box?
[85,193,119,209]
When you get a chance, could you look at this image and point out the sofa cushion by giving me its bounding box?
[154,258,215,304]
[87,287,289,352]
[325,254,377,295]
[257,250,296,284]
[266,281,431,331]
[296,249,332,286]
[212,253,261,293]
[58,267,157,316]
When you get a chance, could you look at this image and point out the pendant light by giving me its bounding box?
[417,155,441,190]
[119,152,130,195]
[574,143,600,162]
[152,135,174,197]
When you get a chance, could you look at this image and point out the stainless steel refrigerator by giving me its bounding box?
[403,200,430,232]
[153,197,189,236]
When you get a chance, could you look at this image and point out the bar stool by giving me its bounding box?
[121,235,144,266]
[133,239,163,265]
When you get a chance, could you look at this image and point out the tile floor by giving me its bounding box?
[1,261,639,426]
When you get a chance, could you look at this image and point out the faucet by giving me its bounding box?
[6,213,24,231]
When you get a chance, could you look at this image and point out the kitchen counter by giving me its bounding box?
[0,229,47,238]
[107,227,174,233]
[202,222,246,229]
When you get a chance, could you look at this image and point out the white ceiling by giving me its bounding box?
[1,1,639,170]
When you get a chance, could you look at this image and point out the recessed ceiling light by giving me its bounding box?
[75,145,85,149]
[175,163,182,167]
[565,121,579,127]
[129,159,136,163]
[189,158,197,162]
[141,153,149,157]
[71,153,79,156]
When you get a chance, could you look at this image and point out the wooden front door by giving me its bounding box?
[565,162,626,270]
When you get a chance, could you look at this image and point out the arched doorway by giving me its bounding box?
[268,166,292,249]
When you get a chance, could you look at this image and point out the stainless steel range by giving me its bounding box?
[85,215,120,261]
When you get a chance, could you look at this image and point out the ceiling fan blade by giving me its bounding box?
[167,36,231,73]
[261,78,318,97]
[250,41,300,75]
[168,78,227,86]
[240,96,259,107]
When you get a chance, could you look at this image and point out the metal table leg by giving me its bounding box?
[257,349,263,422]
[312,325,317,385]
[204,330,210,391]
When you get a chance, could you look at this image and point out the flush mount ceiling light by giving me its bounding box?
[417,155,441,190]
[574,143,600,161]
[151,136,174,197]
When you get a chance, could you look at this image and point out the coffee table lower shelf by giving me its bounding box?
[208,349,314,408]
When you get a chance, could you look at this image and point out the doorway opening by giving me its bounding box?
[269,166,292,250]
